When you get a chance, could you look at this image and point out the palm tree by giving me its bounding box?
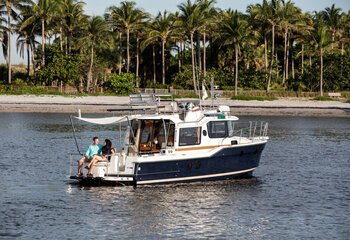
[178,0,206,93]
[247,0,282,92]
[220,10,249,96]
[247,0,271,75]
[16,8,38,79]
[106,1,148,73]
[199,0,217,79]
[322,4,341,49]
[142,11,177,85]
[312,21,330,96]
[294,12,313,75]
[21,0,59,66]
[0,0,32,84]
[58,0,86,54]
[81,16,109,92]
[279,0,302,84]
[0,15,8,63]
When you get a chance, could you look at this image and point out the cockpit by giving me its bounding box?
[127,118,176,155]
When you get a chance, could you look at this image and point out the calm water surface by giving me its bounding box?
[0,113,349,239]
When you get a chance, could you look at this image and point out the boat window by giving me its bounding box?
[207,121,228,138]
[167,123,175,147]
[140,120,152,144]
[129,119,139,145]
[228,121,235,137]
[179,127,201,146]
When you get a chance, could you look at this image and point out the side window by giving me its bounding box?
[167,124,175,146]
[228,121,235,137]
[179,127,201,146]
[207,121,228,138]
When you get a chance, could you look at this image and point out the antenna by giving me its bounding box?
[211,77,214,109]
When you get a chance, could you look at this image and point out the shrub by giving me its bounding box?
[231,95,277,101]
[35,52,81,86]
[109,73,135,95]
[313,96,334,101]
[172,92,199,99]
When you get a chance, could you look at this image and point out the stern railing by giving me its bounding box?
[230,121,269,143]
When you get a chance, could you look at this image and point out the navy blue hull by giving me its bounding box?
[135,142,266,185]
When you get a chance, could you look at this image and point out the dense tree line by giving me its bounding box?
[0,0,349,95]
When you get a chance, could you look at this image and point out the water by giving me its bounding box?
[0,113,349,239]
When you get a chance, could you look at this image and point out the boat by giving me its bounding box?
[69,98,269,186]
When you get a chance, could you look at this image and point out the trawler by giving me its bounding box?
[69,96,269,186]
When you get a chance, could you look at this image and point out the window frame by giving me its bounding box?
[207,121,229,138]
[178,127,202,146]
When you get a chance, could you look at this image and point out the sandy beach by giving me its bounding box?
[0,95,349,117]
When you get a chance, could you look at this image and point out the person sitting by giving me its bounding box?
[76,136,102,176]
[86,139,116,176]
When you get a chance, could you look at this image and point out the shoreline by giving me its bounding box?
[0,95,349,117]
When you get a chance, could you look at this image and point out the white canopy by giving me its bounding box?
[74,115,140,125]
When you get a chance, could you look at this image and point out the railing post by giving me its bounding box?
[249,121,252,139]
[252,122,257,141]
[69,155,72,176]
[240,129,243,144]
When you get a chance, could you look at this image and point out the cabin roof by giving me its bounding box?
[137,114,183,124]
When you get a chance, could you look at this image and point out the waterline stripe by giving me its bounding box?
[137,167,256,185]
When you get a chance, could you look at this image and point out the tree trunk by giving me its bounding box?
[32,44,36,74]
[341,42,344,77]
[136,37,139,87]
[65,36,68,55]
[301,43,304,74]
[162,40,165,85]
[203,32,207,78]
[190,32,198,94]
[7,15,11,84]
[68,33,72,54]
[264,34,268,72]
[118,32,122,74]
[153,45,156,84]
[41,18,45,66]
[60,27,63,52]
[234,43,239,97]
[286,35,290,82]
[27,42,30,79]
[178,42,182,73]
[197,33,202,73]
[126,28,130,73]
[283,29,287,84]
[267,25,275,92]
[309,54,312,68]
[320,47,323,96]
[87,44,94,92]
[291,45,295,80]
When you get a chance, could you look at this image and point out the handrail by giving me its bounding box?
[70,115,83,155]
[229,121,268,141]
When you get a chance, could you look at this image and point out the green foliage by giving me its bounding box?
[172,65,194,89]
[35,49,82,87]
[206,68,233,89]
[144,81,168,89]
[0,64,7,82]
[108,73,136,95]
[231,95,277,101]
[172,92,199,99]
[0,84,60,95]
[313,96,334,101]
[239,68,267,90]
